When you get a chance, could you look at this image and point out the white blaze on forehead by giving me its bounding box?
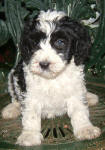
[38,10,66,22]
[37,10,66,35]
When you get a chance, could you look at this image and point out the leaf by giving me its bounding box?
[54,0,96,20]
[4,0,24,46]
[68,0,96,20]
[29,10,39,19]
[0,20,10,47]
[0,2,4,12]
[44,0,52,10]
[75,5,96,20]
[20,7,30,20]
[25,0,46,10]
[0,68,9,94]
[87,0,105,68]
[56,0,71,14]
[56,0,64,11]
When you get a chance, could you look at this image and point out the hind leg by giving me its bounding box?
[86,92,99,106]
[1,100,21,119]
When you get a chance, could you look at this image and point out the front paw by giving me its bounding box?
[75,125,101,140]
[16,130,43,146]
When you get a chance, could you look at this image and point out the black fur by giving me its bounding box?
[19,18,46,64]
[14,60,26,93]
[50,30,73,63]
[20,14,91,66]
[9,71,18,100]
[51,16,91,65]
[9,61,26,101]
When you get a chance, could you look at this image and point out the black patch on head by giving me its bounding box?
[51,16,91,65]
[50,30,73,63]
[14,60,26,93]
[20,17,46,64]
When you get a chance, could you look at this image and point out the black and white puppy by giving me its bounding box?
[2,10,101,146]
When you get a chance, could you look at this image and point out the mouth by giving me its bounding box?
[30,60,66,79]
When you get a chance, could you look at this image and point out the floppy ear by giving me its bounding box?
[59,17,91,65]
[19,17,41,64]
[73,24,91,66]
[19,18,37,64]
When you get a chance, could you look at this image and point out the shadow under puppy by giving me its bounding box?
[2,10,101,146]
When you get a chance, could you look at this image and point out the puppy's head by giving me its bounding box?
[20,10,91,79]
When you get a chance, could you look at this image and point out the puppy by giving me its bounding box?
[2,10,101,146]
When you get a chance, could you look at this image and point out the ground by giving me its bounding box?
[0,81,105,150]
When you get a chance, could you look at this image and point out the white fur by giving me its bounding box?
[29,38,66,79]
[37,10,66,35]
[25,58,86,119]
[86,92,99,106]
[2,100,21,119]
[2,10,101,146]
[17,59,101,146]
[38,10,66,22]
[8,69,17,102]
[16,130,43,146]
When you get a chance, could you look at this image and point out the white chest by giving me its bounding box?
[24,64,85,118]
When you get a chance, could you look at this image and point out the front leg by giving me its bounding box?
[67,96,101,140]
[16,100,43,146]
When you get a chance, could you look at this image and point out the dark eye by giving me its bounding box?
[54,39,66,50]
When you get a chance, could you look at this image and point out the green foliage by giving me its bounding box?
[25,0,47,10]
[0,0,99,47]
[0,1,105,148]
[0,2,9,47]
[0,20,10,47]
[5,0,24,46]
[0,68,9,95]
[0,0,105,80]
[55,0,96,20]
[86,0,105,79]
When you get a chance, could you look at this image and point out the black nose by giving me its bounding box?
[39,61,50,70]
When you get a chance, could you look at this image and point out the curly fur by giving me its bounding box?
[1,10,101,146]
